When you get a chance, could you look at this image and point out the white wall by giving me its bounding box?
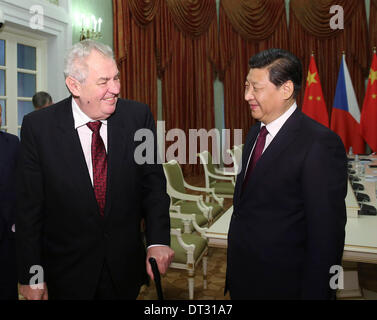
[0,0,72,102]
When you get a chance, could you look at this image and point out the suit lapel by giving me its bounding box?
[55,98,100,221]
[242,109,302,194]
[234,123,261,203]
[104,104,131,221]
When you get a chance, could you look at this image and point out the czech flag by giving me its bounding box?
[330,54,365,154]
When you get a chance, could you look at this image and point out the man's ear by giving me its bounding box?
[65,76,81,97]
[281,80,294,100]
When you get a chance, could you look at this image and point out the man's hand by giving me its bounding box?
[19,283,48,300]
[146,246,174,280]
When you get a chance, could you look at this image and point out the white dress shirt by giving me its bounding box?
[72,99,108,185]
[244,102,297,176]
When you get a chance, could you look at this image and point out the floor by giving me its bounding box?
[137,246,377,300]
[138,247,230,300]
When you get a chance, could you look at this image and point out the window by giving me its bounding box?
[0,30,46,136]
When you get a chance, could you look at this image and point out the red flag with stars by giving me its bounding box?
[361,52,377,152]
[302,55,329,127]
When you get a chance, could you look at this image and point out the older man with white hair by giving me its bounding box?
[16,40,174,300]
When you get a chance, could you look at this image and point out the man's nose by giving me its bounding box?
[245,87,255,101]
[109,79,120,94]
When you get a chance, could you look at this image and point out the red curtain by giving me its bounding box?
[289,0,369,117]
[219,0,289,140]
[113,0,218,175]
[113,0,159,119]
[156,0,218,175]
[370,0,377,57]
[113,0,371,174]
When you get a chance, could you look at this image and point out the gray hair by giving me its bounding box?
[64,40,115,83]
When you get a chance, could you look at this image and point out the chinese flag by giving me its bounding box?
[360,52,377,152]
[302,55,329,127]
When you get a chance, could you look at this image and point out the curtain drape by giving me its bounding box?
[114,0,218,175]
[156,0,218,175]
[165,0,216,37]
[290,0,358,38]
[113,0,159,119]
[219,0,289,141]
[128,0,160,26]
[370,0,377,51]
[289,0,369,116]
[113,0,371,176]
[221,0,286,41]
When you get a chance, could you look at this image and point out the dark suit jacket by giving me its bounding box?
[0,131,19,299]
[226,108,347,300]
[16,97,170,299]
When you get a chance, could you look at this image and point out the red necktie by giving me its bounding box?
[87,121,107,216]
[242,126,268,193]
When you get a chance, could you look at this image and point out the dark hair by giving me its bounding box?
[248,48,302,98]
[32,91,52,109]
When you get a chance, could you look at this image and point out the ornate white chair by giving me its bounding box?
[226,144,243,178]
[163,160,224,226]
[198,151,235,201]
[169,212,208,300]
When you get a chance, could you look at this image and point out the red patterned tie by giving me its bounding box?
[242,126,268,193]
[87,121,107,216]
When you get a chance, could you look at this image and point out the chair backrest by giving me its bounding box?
[202,151,217,172]
[232,145,243,175]
[227,147,235,158]
[198,151,216,186]
[163,160,186,204]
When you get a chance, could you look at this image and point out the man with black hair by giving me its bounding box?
[32,91,52,110]
[226,48,347,300]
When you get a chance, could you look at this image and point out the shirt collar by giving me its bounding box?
[261,102,297,138]
[71,98,107,130]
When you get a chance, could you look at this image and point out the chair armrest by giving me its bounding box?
[170,210,193,233]
[171,229,195,251]
[197,199,212,220]
[170,205,181,213]
[167,185,203,202]
[208,190,224,207]
[168,190,211,220]
[170,212,208,236]
[214,166,237,176]
[171,228,195,264]
[207,171,235,182]
[187,214,208,237]
[215,168,238,176]
[183,181,212,193]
